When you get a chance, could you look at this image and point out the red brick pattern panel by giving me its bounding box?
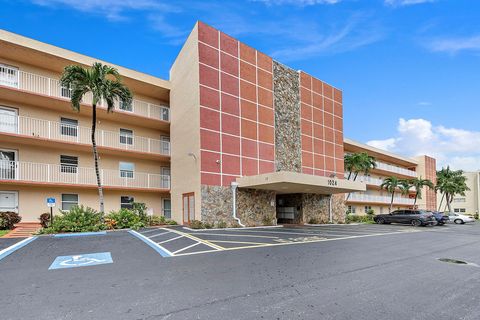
[423,156,437,211]
[299,72,344,178]
[198,22,275,186]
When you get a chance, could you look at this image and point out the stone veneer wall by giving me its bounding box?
[273,61,301,172]
[302,194,346,224]
[201,185,276,226]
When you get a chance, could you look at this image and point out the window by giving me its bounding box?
[60,155,78,173]
[60,117,78,137]
[0,64,19,88]
[119,162,134,178]
[163,199,171,219]
[120,129,133,145]
[454,209,466,213]
[161,136,170,154]
[453,198,466,203]
[119,101,132,112]
[60,85,72,98]
[347,205,356,214]
[364,206,372,214]
[120,196,134,209]
[61,194,78,211]
[161,107,170,121]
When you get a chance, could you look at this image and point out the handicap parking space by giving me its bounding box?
[133,223,425,258]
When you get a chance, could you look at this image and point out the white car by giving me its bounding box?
[447,213,475,224]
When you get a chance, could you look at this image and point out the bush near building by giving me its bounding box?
[38,203,176,234]
[0,212,22,230]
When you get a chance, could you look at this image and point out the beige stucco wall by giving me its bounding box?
[169,24,201,223]
[0,185,167,222]
[437,171,480,215]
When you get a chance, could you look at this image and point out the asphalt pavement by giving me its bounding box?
[1,223,480,320]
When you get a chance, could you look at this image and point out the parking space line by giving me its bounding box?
[172,242,201,255]
[209,240,272,245]
[128,230,173,257]
[190,232,279,239]
[0,237,37,261]
[157,235,184,244]
[139,228,164,234]
[148,231,172,238]
[166,228,225,251]
[226,229,320,236]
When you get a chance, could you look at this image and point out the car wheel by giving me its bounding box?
[411,219,422,227]
[376,217,385,224]
[454,219,464,224]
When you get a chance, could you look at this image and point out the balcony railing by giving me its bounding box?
[0,65,170,122]
[375,161,417,177]
[0,160,170,190]
[347,193,415,205]
[0,114,170,156]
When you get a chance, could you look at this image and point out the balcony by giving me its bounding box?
[375,161,417,178]
[0,160,170,191]
[0,65,170,122]
[347,193,415,205]
[0,114,170,157]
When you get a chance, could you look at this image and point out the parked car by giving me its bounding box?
[429,211,449,225]
[446,212,475,224]
[374,210,436,226]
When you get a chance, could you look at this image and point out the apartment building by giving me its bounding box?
[0,30,172,221]
[344,138,437,215]
[437,171,480,215]
[0,21,436,225]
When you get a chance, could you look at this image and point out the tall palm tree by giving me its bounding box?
[408,176,434,208]
[60,63,132,212]
[344,152,377,200]
[436,167,470,213]
[380,176,410,213]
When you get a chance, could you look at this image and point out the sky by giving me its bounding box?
[1,0,479,171]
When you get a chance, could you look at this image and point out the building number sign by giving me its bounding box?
[327,179,338,186]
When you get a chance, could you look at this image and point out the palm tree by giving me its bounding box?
[344,152,377,200]
[60,63,132,212]
[408,176,434,208]
[380,176,410,213]
[436,167,470,213]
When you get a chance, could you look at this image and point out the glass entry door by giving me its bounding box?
[0,149,17,180]
[182,193,194,224]
[163,199,171,219]
[0,107,18,133]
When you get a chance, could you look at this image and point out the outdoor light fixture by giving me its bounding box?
[187,152,197,161]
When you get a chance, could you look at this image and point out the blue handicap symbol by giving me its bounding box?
[49,252,113,270]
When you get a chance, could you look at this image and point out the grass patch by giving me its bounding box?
[0,230,10,237]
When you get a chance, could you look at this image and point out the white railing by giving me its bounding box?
[0,66,170,122]
[0,114,170,156]
[375,161,417,177]
[347,193,415,205]
[0,160,170,189]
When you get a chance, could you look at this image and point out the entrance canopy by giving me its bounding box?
[236,171,366,195]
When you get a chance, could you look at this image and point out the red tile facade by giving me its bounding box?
[299,72,344,179]
[423,156,437,211]
[198,22,275,186]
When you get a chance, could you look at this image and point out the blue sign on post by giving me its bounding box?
[49,252,113,270]
[46,197,56,207]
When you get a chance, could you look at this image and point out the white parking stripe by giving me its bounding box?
[157,235,184,244]
[148,231,172,238]
[140,228,164,234]
[172,242,201,255]
[190,233,278,239]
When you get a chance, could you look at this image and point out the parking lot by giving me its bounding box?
[131,224,423,257]
[1,223,480,320]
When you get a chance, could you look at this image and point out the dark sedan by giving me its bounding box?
[374,209,436,226]
[430,211,449,225]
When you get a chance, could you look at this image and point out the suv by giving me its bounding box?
[374,210,436,226]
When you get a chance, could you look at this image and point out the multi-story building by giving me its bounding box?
[437,171,480,215]
[344,138,437,215]
[0,21,436,225]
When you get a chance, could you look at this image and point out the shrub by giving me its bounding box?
[204,222,214,229]
[46,205,105,233]
[366,209,375,215]
[216,220,227,228]
[149,215,166,226]
[189,220,205,229]
[346,214,375,224]
[0,211,21,230]
[262,216,275,226]
[165,219,177,225]
[131,202,148,223]
[230,221,241,228]
[308,217,320,224]
[39,213,50,228]
[105,208,145,230]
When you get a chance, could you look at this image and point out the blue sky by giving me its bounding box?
[1,0,479,170]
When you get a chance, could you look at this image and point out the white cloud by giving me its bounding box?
[254,0,341,5]
[384,0,436,6]
[366,118,480,171]
[427,35,480,54]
